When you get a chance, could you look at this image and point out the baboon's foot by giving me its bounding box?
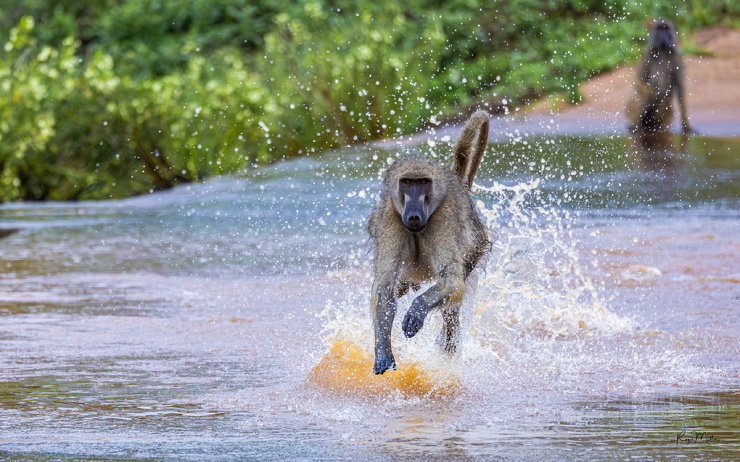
[373,351,396,375]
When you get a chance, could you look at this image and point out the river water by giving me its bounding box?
[1,133,738,460]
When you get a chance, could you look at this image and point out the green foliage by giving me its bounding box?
[0,16,80,200]
[0,16,267,199]
[261,2,446,147]
[0,0,738,201]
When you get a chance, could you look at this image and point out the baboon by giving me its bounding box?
[626,19,692,135]
[368,110,491,375]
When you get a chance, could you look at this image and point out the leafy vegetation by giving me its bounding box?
[1,0,738,201]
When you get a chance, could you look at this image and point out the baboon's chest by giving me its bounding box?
[646,60,674,96]
[399,234,434,282]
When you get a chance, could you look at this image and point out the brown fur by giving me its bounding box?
[368,111,491,374]
[626,19,692,135]
[453,111,490,189]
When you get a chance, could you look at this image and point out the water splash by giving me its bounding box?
[473,178,633,342]
[306,180,717,409]
[306,279,461,400]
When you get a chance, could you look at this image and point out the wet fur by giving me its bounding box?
[626,19,691,135]
[368,110,491,375]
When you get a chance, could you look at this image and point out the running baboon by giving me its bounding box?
[626,19,692,135]
[368,111,491,375]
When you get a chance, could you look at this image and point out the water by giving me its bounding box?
[1,134,738,460]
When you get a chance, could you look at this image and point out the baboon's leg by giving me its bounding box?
[439,306,461,354]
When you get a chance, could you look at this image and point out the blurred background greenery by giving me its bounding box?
[1,0,738,201]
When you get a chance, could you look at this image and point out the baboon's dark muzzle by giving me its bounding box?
[655,28,674,50]
[402,199,427,233]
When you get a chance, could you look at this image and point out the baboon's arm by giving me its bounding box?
[401,267,465,339]
[371,244,399,375]
[372,283,397,375]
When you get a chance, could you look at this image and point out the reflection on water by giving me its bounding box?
[626,131,687,171]
[0,135,738,460]
[307,339,461,399]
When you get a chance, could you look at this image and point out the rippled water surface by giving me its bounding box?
[1,134,738,460]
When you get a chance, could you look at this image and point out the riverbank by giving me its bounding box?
[528,26,740,138]
[376,26,740,148]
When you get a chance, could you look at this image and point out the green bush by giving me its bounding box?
[261,3,446,146]
[0,0,738,201]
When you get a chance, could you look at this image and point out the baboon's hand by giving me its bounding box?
[373,350,396,375]
[402,298,429,338]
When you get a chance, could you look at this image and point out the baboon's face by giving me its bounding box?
[398,178,433,234]
[650,21,677,51]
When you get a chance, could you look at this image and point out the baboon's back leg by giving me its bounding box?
[438,305,461,354]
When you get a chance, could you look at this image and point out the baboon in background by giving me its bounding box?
[368,110,491,375]
[626,19,693,135]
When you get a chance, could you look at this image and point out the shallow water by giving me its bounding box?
[1,134,738,460]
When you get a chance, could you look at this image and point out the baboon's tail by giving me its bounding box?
[453,110,490,190]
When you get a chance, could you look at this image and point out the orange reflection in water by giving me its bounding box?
[306,339,459,399]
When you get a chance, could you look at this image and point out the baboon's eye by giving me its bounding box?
[419,179,429,185]
[402,179,412,185]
